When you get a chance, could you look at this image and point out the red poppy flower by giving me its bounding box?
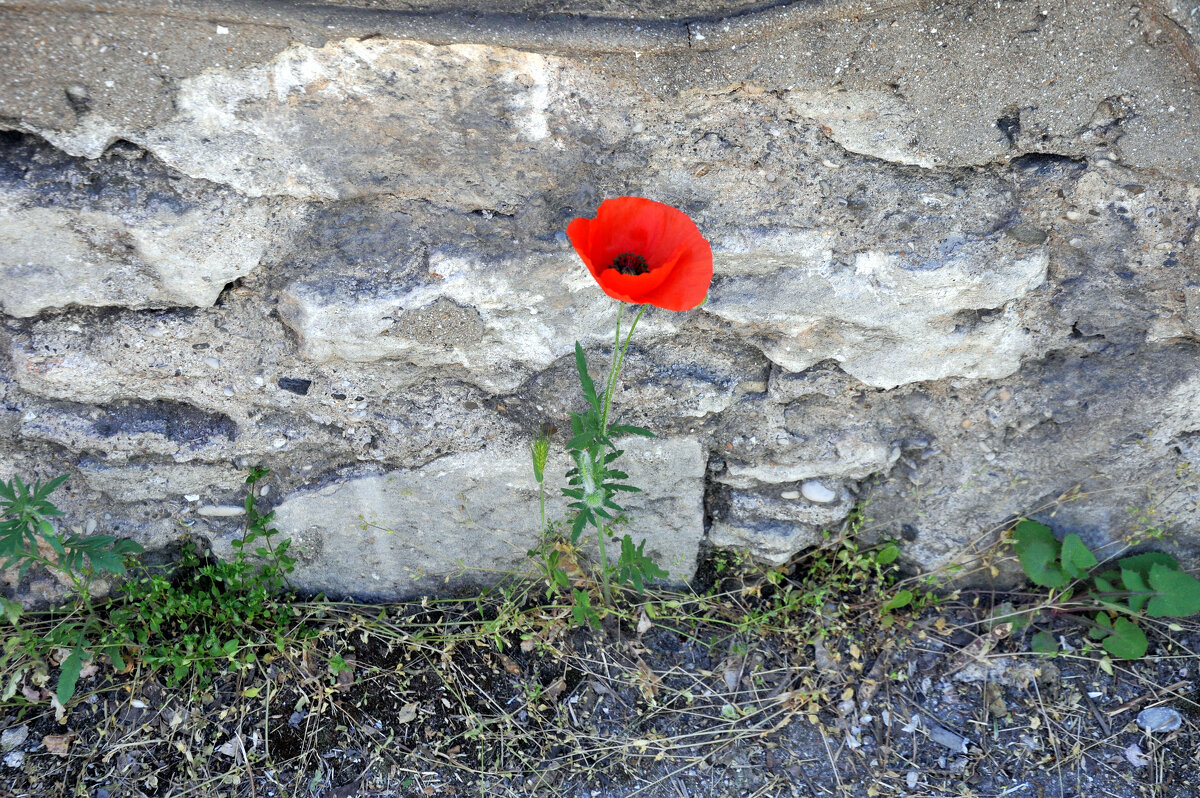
[567,197,713,311]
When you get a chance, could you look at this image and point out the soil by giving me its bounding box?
[2,551,1199,798]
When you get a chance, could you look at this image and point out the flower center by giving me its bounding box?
[609,252,650,276]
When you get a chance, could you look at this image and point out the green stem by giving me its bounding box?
[538,480,546,540]
[596,524,613,607]
[593,302,647,608]
[600,303,646,434]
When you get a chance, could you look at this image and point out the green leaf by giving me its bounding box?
[1146,564,1200,618]
[33,474,69,505]
[1030,630,1058,657]
[1119,567,1151,612]
[56,647,86,705]
[1117,551,1179,579]
[571,513,588,543]
[1089,611,1113,640]
[0,597,22,626]
[883,589,913,612]
[608,424,655,439]
[574,342,599,412]
[985,601,1032,632]
[1012,519,1069,588]
[571,589,601,630]
[1102,617,1148,659]
[1060,533,1098,579]
[875,542,901,565]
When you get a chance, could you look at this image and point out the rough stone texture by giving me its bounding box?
[269,437,705,599]
[0,135,295,317]
[1,0,1199,598]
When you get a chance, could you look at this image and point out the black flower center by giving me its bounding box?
[610,252,650,276]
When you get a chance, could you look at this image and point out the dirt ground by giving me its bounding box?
[2,542,1199,798]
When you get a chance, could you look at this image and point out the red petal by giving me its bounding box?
[567,196,713,310]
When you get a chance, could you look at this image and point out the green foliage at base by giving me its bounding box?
[1,468,305,704]
[1011,518,1200,659]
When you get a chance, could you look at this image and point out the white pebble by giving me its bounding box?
[196,505,245,517]
[801,480,837,503]
[203,357,220,368]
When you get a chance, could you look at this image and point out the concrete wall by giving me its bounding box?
[2,0,1199,598]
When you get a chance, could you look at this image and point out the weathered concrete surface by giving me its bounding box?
[1,0,1199,597]
[270,437,705,599]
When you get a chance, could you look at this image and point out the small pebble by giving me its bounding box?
[84,518,97,535]
[3,750,24,768]
[1136,706,1183,734]
[801,480,837,504]
[780,490,800,500]
[1,725,28,751]
[196,505,245,518]
[202,357,220,369]
[183,494,200,502]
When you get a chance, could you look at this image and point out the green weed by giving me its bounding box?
[1007,518,1200,659]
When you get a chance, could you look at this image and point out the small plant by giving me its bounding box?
[108,467,304,687]
[1010,518,1200,659]
[528,197,710,625]
[0,474,143,703]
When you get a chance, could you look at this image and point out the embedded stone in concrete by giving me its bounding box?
[279,248,687,393]
[705,231,1049,389]
[708,481,855,565]
[269,436,705,598]
[78,460,244,502]
[40,38,599,212]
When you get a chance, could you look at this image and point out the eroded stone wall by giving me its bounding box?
[2,0,1199,599]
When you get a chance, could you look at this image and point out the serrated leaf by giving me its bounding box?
[1146,564,1200,618]
[1013,519,1069,588]
[1117,552,1179,580]
[1060,533,1098,579]
[1030,630,1058,657]
[1089,612,1113,640]
[1120,568,1151,612]
[1102,617,1148,659]
[571,513,588,543]
[608,424,655,439]
[56,647,85,705]
[574,343,599,412]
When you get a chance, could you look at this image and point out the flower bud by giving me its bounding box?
[530,431,551,483]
